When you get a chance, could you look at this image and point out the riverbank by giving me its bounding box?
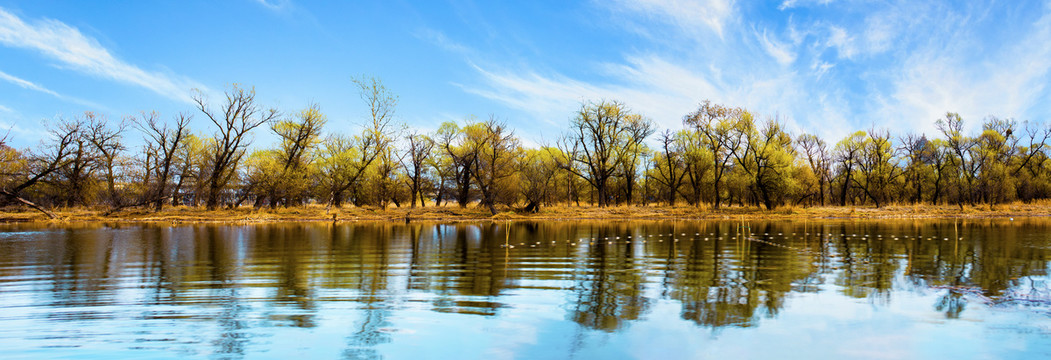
[1,201,1048,223]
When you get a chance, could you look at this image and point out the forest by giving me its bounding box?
[2,77,1050,218]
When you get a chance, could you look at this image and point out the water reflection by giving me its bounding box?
[1,219,1050,358]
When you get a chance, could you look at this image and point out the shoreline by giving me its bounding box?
[1,203,1048,224]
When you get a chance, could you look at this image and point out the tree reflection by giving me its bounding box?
[566,226,649,332]
[0,218,1048,354]
[340,224,396,360]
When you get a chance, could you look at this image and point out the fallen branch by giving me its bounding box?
[0,189,57,219]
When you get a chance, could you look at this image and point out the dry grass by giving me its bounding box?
[0,201,1048,224]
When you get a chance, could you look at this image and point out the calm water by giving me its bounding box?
[1,220,1050,359]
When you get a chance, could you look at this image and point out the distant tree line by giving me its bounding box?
[2,78,1050,218]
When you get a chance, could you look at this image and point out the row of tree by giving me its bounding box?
[3,78,1050,218]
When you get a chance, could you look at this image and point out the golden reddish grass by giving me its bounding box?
[1,201,1048,223]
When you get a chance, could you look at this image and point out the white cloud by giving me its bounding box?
[453,0,1051,144]
[861,13,897,55]
[0,69,104,109]
[826,26,856,59]
[779,0,837,11]
[810,60,834,78]
[0,7,205,103]
[885,6,1051,136]
[607,0,736,38]
[460,53,834,141]
[0,69,61,97]
[757,29,797,65]
[415,28,472,56]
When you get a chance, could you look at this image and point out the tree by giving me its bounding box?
[52,115,97,207]
[135,111,191,211]
[84,112,128,208]
[649,130,687,205]
[193,85,278,209]
[974,117,1015,204]
[899,133,934,204]
[854,129,899,208]
[683,101,747,209]
[241,149,283,208]
[1013,121,1051,201]
[317,134,378,208]
[467,117,520,215]
[0,120,81,218]
[402,131,434,208]
[678,129,713,206]
[437,121,476,208]
[833,131,866,206]
[351,75,402,207]
[936,113,979,207]
[796,133,831,206]
[519,147,559,212]
[267,103,326,206]
[557,100,648,207]
[731,117,795,210]
[427,131,456,207]
[616,114,655,205]
[172,134,207,206]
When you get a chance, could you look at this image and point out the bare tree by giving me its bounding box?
[937,113,978,207]
[0,121,81,218]
[351,75,402,207]
[437,121,476,208]
[1012,120,1050,176]
[557,100,641,207]
[853,129,899,208]
[352,75,399,165]
[193,85,278,209]
[650,130,687,205]
[51,116,98,207]
[427,140,455,207]
[135,111,191,211]
[269,103,326,206]
[402,131,434,208]
[797,133,831,206]
[317,134,378,208]
[898,133,930,204]
[616,114,654,205]
[85,112,128,208]
[833,131,866,206]
[469,117,519,215]
[519,147,558,213]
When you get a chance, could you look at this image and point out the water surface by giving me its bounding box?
[1,219,1050,359]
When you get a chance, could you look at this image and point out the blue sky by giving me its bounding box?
[1,0,1050,149]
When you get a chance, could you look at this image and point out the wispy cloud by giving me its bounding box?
[606,0,736,38]
[446,0,1051,142]
[757,28,796,65]
[779,0,836,11]
[886,4,1051,134]
[0,7,205,103]
[0,69,104,109]
[0,69,61,97]
[254,0,289,12]
[414,28,473,56]
[0,119,48,141]
[462,55,753,135]
[825,26,857,60]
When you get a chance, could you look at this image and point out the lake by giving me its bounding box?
[0,219,1049,359]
